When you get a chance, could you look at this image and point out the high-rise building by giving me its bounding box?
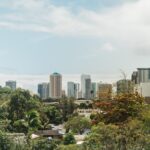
[132,68,150,99]
[97,83,112,99]
[67,82,76,98]
[50,72,62,99]
[75,83,80,99]
[38,83,49,100]
[67,82,80,99]
[81,74,91,99]
[91,82,97,98]
[137,68,150,83]
[6,81,16,91]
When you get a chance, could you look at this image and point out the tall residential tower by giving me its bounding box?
[50,72,62,99]
[81,74,91,99]
[38,83,49,100]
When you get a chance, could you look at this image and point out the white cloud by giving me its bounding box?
[101,43,115,52]
[0,0,150,55]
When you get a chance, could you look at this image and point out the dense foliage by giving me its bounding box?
[85,93,150,150]
[63,133,76,145]
[0,87,149,150]
[65,116,91,134]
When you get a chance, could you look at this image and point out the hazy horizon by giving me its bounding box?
[0,72,124,93]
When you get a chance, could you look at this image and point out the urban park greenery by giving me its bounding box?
[0,88,149,150]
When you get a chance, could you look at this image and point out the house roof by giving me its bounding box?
[35,130,63,136]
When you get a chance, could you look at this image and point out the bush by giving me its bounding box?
[63,133,76,145]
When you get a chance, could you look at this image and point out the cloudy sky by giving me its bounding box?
[0,0,150,92]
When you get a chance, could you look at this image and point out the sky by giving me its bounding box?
[0,0,150,92]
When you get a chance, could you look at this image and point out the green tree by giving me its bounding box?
[27,110,41,129]
[7,89,42,133]
[0,106,8,120]
[79,103,88,109]
[85,122,119,150]
[63,133,76,145]
[32,139,58,150]
[68,98,76,114]
[13,119,29,133]
[45,106,62,125]
[60,98,76,121]
[65,116,91,134]
[8,89,30,121]
[0,131,12,150]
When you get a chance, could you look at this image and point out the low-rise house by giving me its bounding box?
[75,108,101,117]
[34,130,63,139]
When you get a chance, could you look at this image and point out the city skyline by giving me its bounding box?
[0,72,122,93]
[0,0,150,94]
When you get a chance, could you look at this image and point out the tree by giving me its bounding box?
[8,89,32,121]
[122,119,150,150]
[0,106,8,120]
[27,110,41,129]
[93,93,143,124]
[0,131,12,150]
[68,98,76,114]
[85,122,119,150]
[63,133,76,145]
[141,105,150,133]
[79,103,88,109]
[60,98,76,121]
[44,106,62,125]
[7,89,42,133]
[65,116,91,134]
[31,139,58,150]
[13,119,29,134]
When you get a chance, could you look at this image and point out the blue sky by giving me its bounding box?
[0,0,150,92]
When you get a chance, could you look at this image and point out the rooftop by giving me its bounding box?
[35,130,63,136]
[137,68,150,70]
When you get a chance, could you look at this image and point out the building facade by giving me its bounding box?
[137,68,150,83]
[67,82,80,99]
[81,75,92,100]
[91,82,97,98]
[38,83,49,100]
[97,83,112,99]
[67,82,76,98]
[75,83,80,99]
[50,72,62,99]
[6,81,17,91]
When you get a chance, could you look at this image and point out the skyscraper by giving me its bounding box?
[75,83,80,99]
[97,83,112,99]
[91,82,97,98]
[50,72,62,99]
[137,68,150,83]
[38,83,49,100]
[67,82,76,98]
[67,82,80,99]
[6,81,17,91]
[81,74,91,99]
